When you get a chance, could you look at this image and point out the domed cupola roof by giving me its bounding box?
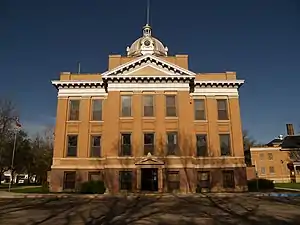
[126,24,168,57]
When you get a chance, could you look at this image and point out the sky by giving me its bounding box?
[0,0,299,143]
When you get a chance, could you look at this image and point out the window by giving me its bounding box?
[88,172,102,181]
[91,99,103,121]
[269,166,275,174]
[222,170,235,188]
[167,171,180,191]
[259,153,264,160]
[144,133,154,155]
[219,134,231,156]
[143,95,154,117]
[217,99,228,120]
[90,135,101,157]
[194,99,206,120]
[165,95,177,117]
[121,96,132,117]
[167,132,178,155]
[120,133,131,156]
[196,134,207,157]
[197,171,210,189]
[119,171,132,191]
[68,100,80,121]
[63,171,76,190]
[67,135,78,157]
[268,153,273,160]
[261,167,266,175]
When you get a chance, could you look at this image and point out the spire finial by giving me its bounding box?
[143,0,152,36]
[146,0,150,25]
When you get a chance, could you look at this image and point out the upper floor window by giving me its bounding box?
[67,135,78,157]
[167,132,178,155]
[121,96,132,117]
[69,100,80,121]
[217,99,228,120]
[144,133,155,155]
[166,95,177,117]
[90,135,101,157]
[91,99,103,121]
[259,153,264,160]
[268,153,273,160]
[269,166,275,174]
[196,134,207,157]
[219,134,231,156]
[143,95,154,117]
[194,99,206,120]
[261,167,266,175]
[120,133,131,156]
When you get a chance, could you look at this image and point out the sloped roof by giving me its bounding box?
[281,135,300,150]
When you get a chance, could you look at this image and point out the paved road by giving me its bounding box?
[0,195,299,225]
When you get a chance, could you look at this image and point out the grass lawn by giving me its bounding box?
[275,183,300,190]
[11,186,48,193]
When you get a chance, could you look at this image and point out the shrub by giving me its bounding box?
[80,180,106,194]
[247,178,274,192]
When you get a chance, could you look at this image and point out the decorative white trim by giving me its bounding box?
[195,80,244,86]
[107,83,190,92]
[102,54,196,77]
[122,63,175,76]
[57,88,108,97]
[192,87,239,97]
[250,147,280,151]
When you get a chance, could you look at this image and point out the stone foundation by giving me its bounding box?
[49,167,248,193]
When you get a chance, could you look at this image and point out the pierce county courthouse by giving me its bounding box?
[50,24,247,193]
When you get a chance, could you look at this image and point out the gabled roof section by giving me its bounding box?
[102,54,196,77]
[280,135,300,151]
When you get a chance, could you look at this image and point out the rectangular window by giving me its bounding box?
[167,132,178,155]
[259,153,264,160]
[167,171,180,191]
[63,171,76,190]
[67,135,78,157]
[269,166,275,174]
[217,99,228,120]
[222,170,235,188]
[166,95,177,117]
[219,134,231,156]
[197,171,210,189]
[91,99,103,121]
[119,171,132,191]
[268,153,273,160]
[88,172,102,181]
[194,99,206,120]
[261,167,266,175]
[90,135,101,157]
[120,133,131,156]
[143,95,154,117]
[68,100,80,121]
[121,95,132,117]
[196,134,207,157]
[144,133,154,155]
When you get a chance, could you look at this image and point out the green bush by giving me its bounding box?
[80,180,106,194]
[247,179,274,192]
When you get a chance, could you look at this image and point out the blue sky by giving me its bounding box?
[0,0,299,143]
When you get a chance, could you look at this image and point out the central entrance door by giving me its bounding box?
[141,168,158,191]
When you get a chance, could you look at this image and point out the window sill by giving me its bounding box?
[143,117,156,120]
[194,120,208,123]
[89,120,104,123]
[217,120,230,123]
[165,117,178,120]
[66,120,81,123]
[120,117,134,120]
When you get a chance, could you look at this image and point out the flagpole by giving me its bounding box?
[8,129,17,192]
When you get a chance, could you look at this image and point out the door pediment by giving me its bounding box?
[135,153,165,165]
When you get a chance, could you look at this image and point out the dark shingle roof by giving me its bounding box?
[266,138,283,147]
[281,135,300,150]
